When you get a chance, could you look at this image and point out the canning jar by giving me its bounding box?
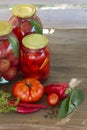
[8,4,43,46]
[20,34,50,82]
[0,21,19,83]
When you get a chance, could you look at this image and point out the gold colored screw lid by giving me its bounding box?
[12,4,36,18]
[22,34,48,49]
[0,21,12,36]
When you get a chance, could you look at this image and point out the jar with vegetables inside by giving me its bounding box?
[20,34,50,82]
[0,21,19,84]
[8,4,43,46]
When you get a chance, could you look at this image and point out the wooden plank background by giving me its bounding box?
[0,0,87,28]
[0,0,87,4]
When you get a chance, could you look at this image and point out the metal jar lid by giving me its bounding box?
[0,21,12,36]
[22,34,48,49]
[12,4,36,18]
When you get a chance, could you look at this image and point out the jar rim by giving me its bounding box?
[22,34,48,49]
[12,4,36,18]
[0,21,12,36]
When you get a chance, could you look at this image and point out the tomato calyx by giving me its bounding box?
[25,81,31,87]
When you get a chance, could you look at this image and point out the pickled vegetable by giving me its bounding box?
[20,34,50,82]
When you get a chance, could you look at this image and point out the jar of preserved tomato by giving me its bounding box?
[20,34,50,82]
[8,4,43,46]
[0,21,19,83]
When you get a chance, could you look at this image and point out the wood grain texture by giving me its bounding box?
[1,8,87,28]
[0,0,87,4]
[0,29,87,130]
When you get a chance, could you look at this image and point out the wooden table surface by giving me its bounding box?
[0,1,87,130]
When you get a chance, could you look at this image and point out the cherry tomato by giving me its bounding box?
[3,67,18,81]
[8,16,20,28]
[0,59,10,74]
[21,21,32,34]
[12,78,44,102]
[0,40,10,58]
[6,52,19,66]
[47,93,59,107]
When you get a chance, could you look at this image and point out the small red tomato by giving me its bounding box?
[0,59,10,73]
[21,21,32,34]
[6,52,16,63]
[8,16,20,28]
[6,52,19,66]
[0,41,9,58]
[47,93,59,107]
[3,67,18,81]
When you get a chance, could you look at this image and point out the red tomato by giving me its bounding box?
[0,59,10,74]
[21,65,30,77]
[16,28,24,43]
[8,16,20,28]
[30,63,39,72]
[12,78,44,102]
[3,67,18,81]
[4,40,10,49]
[6,52,19,66]
[6,52,16,63]
[0,40,10,58]
[21,21,32,34]
[35,51,46,66]
[47,93,59,107]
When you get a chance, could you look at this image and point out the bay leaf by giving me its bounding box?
[58,96,70,118]
[58,88,84,118]
[8,34,19,57]
[70,88,84,107]
[30,19,43,34]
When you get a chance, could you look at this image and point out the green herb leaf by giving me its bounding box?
[58,88,84,118]
[58,96,70,118]
[0,90,11,112]
[30,19,43,34]
[70,88,84,107]
[0,90,18,113]
[8,34,19,57]
[67,103,76,114]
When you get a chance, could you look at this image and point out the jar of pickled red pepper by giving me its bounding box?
[0,21,19,83]
[20,34,50,82]
[8,4,43,46]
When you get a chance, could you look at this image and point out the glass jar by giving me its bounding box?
[20,34,50,82]
[0,21,19,83]
[8,4,43,46]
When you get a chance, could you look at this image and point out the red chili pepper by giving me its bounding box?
[8,100,48,109]
[8,99,48,114]
[17,106,41,114]
[8,105,41,114]
[18,102,48,109]
[44,83,69,99]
